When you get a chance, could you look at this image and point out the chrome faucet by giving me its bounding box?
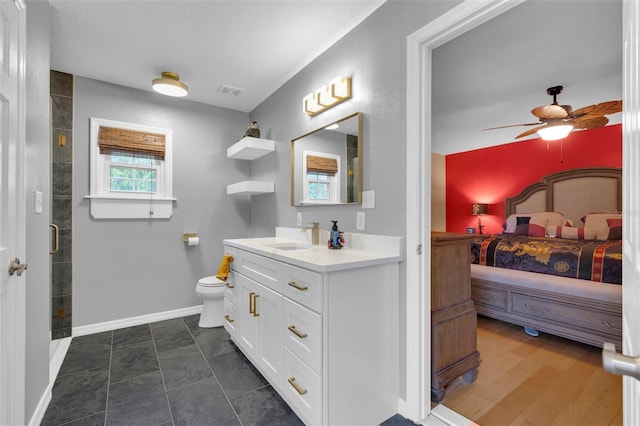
[301,222,320,245]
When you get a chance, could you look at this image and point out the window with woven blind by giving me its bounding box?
[302,151,340,204]
[89,117,174,219]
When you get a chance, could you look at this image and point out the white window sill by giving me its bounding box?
[85,195,176,219]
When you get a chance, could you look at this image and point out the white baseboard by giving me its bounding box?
[72,305,203,337]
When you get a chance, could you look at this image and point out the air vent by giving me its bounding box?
[217,84,245,96]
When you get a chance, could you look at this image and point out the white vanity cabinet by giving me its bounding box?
[223,233,402,426]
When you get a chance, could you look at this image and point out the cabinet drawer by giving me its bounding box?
[223,298,239,339]
[283,348,322,426]
[471,285,507,310]
[512,293,622,335]
[236,251,283,292]
[284,298,322,373]
[283,264,323,313]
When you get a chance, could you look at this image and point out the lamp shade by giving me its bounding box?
[472,203,488,215]
[152,72,188,97]
[537,124,573,141]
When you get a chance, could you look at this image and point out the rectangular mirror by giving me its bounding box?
[291,112,362,206]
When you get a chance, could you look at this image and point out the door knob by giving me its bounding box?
[8,258,28,276]
[602,342,640,380]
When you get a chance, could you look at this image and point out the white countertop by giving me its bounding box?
[224,230,403,273]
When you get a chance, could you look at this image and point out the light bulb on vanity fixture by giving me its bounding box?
[152,72,189,97]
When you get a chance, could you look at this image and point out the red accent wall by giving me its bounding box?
[445,124,622,234]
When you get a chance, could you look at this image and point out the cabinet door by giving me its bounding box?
[237,273,283,387]
[255,282,283,388]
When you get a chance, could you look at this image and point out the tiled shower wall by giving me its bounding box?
[50,70,73,339]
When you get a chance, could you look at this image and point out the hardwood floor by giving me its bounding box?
[440,316,622,426]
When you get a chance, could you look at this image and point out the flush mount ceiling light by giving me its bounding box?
[303,76,352,116]
[152,72,188,97]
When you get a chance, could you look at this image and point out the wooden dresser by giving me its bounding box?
[431,232,481,402]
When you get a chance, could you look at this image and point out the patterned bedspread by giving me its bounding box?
[471,235,622,285]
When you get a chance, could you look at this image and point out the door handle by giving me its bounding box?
[8,258,28,276]
[602,342,640,380]
[50,224,59,255]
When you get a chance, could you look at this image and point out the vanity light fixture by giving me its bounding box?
[303,76,352,116]
[152,72,189,97]
[537,122,574,141]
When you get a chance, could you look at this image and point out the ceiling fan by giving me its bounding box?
[484,85,622,140]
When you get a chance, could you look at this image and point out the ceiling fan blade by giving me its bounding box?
[515,125,547,139]
[531,104,569,120]
[482,122,541,131]
[570,115,609,129]
[571,100,622,118]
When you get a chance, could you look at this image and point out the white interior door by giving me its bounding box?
[0,0,26,425]
[622,0,640,423]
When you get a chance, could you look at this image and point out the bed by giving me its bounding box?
[469,167,623,350]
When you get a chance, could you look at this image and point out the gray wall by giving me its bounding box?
[249,0,460,401]
[73,78,250,326]
[25,0,51,420]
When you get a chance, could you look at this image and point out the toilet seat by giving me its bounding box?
[198,276,225,288]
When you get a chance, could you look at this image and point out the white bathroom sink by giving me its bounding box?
[265,242,310,251]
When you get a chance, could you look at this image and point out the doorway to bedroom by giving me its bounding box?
[427,0,623,423]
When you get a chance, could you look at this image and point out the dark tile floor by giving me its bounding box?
[42,314,415,426]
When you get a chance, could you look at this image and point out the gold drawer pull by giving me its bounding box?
[224,314,234,323]
[249,292,255,315]
[288,281,309,291]
[225,282,235,289]
[288,325,308,339]
[288,377,308,395]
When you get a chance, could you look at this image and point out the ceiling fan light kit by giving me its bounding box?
[484,85,622,141]
[537,124,574,141]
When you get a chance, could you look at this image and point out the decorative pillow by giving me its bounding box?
[513,216,530,235]
[504,212,569,234]
[583,213,622,240]
[607,218,622,240]
[545,225,598,240]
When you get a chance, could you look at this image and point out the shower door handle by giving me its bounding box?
[602,342,640,380]
[50,224,59,255]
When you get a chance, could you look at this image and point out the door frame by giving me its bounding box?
[404,0,525,421]
[0,0,27,424]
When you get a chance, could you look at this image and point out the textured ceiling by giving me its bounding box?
[48,1,622,155]
[49,0,385,112]
[432,0,622,154]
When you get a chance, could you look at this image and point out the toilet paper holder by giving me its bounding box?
[183,233,198,244]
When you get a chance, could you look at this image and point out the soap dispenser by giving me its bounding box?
[328,220,344,249]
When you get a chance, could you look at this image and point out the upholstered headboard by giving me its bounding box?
[506,167,622,226]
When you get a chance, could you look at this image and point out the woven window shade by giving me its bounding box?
[307,155,338,174]
[98,126,166,160]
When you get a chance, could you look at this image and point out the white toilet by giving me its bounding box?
[195,276,225,328]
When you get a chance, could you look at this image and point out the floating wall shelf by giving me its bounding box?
[227,137,275,160]
[227,181,274,195]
